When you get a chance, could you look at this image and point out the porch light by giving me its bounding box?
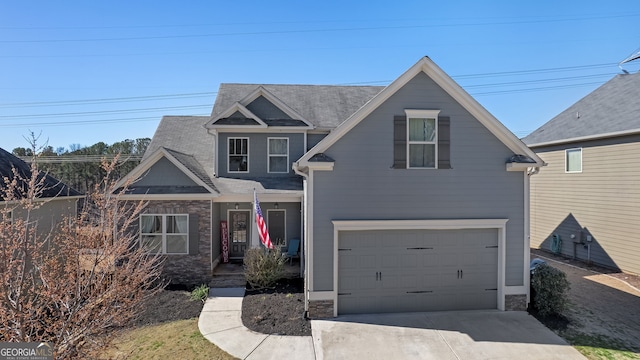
[275,202,279,209]
[235,203,239,209]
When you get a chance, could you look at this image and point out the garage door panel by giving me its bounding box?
[338,228,499,315]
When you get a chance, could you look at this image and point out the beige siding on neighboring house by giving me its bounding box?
[530,136,640,275]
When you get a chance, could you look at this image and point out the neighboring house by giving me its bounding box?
[116,57,543,317]
[523,71,640,276]
[0,147,83,233]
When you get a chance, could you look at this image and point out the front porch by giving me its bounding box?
[209,260,302,288]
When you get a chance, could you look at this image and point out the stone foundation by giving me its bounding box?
[307,300,334,319]
[505,294,527,311]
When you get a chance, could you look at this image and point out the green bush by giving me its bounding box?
[190,284,209,303]
[244,247,286,289]
[531,263,570,317]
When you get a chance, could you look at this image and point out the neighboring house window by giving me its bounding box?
[565,148,582,173]
[229,137,249,172]
[0,210,12,225]
[140,214,189,254]
[268,137,289,173]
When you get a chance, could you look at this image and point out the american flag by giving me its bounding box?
[254,191,274,249]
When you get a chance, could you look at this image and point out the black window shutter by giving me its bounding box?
[438,116,451,169]
[393,115,406,169]
[188,214,200,255]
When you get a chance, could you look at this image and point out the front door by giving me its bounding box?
[229,210,250,258]
[268,209,286,249]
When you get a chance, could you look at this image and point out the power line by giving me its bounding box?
[2,13,639,44]
[0,104,211,119]
[0,92,217,108]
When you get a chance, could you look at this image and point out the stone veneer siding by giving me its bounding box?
[505,294,527,311]
[144,200,211,286]
[307,300,334,319]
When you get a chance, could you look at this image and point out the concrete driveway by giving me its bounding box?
[311,310,585,360]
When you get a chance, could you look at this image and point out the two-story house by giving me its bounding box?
[116,57,543,318]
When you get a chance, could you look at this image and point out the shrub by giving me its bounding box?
[531,263,570,317]
[244,247,286,289]
[190,284,209,303]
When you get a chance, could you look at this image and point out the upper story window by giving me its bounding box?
[140,214,189,254]
[406,109,440,169]
[268,137,289,173]
[229,137,249,173]
[565,148,582,173]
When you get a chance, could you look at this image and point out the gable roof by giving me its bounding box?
[0,147,82,200]
[115,146,218,195]
[523,72,640,147]
[296,56,543,167]
[144,115,214,178]
[210,83,384,130]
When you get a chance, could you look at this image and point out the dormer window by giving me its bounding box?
[229,137,249,173]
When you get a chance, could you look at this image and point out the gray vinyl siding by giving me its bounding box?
[135,157,200,187]
[311,71,526,291]
[307,133,329,150]
[217,133,305,178]
[530,134,640,275]
[11,198,78,237]
[246,96,292,120]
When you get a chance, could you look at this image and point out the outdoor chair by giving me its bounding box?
[283,238,300,264]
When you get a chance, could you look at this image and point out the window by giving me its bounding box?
[0,210,12,225]
[140,214,188,254]
[565,148,582,173]
[406,109,440,168]
[268,138,289,173]
[228,137,249,172]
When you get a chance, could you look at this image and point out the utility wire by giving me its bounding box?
[0,92,217,108]
[0,105,211,119]
[2,13,639,44]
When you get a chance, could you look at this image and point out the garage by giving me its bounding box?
[337,227,499,315]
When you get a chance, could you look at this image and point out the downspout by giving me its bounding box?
[293,162,309,312]
[525,165,542,305]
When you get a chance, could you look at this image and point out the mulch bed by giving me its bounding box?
[241,278,311,336]
[134,285,205,327]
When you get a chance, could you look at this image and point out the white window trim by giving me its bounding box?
[228,137,250,173]
[267,208,287,247]
[140,214,189,255]
[405,109,440,169]
[267,137,289,173]
[565,147,582,173]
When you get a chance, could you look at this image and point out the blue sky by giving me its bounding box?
[1,1,639,152]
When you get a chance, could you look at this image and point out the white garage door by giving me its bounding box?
[338,228,498,314]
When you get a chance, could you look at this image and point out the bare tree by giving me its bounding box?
[0,153,164,358]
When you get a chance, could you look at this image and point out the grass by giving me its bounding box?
[561,332,640,360]
[102,318,236,360]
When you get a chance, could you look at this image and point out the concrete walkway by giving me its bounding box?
[199,288,585,360]
[198,288,315,360]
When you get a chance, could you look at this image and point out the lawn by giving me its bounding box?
[102,318,236,360]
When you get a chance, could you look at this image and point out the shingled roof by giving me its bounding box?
[211,84,385,129]
[0,147,82,200]
[144,115,214,178]
[523,72,640,146]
